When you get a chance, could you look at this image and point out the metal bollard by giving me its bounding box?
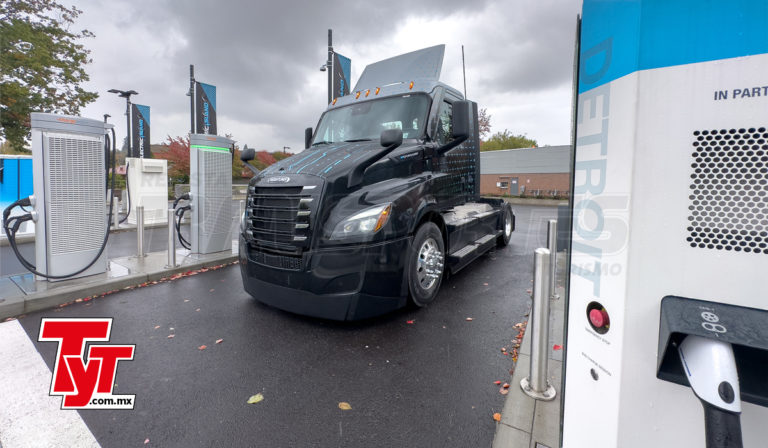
[547,219,560,300]
[239,199,245,220]
[165,209,176,268]
[136,205,145,258]
[521,247,556,401]
[112,198,120,230]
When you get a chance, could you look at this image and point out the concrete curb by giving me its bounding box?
[0,251,238,320]
[0,221,172,247]
[501,198,568,207]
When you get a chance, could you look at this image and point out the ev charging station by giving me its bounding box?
[189,134,233,254]
[126,157,168,225]
[563,1,768,447]
[29,113,113,280]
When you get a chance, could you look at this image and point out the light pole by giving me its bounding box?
[107,89,138,157]
[283,146,290,154]
[319,29,333,104]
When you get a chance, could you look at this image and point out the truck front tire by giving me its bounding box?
[408,222,445,307]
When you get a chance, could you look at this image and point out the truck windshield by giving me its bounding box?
[312,94,430,146]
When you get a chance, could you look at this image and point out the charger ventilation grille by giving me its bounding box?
[199,150,232,238]
[47,135,105,255]
[687,127,768,253]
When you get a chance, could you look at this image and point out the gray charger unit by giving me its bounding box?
[189,134,233,254]
[30,113,112,281]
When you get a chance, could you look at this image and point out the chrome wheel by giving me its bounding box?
[416,237,443,290]
[504,211,512,237]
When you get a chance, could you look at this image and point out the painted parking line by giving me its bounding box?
[0,320,99,448]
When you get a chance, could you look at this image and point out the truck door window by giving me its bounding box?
[435,101,453,146]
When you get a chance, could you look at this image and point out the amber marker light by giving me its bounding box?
[374,205,392,232]
[355,91,361,99]
[409,81,414,90]
[375,87,380,95]
[332,98,337,105]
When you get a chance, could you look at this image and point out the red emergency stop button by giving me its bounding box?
[586,302,610,334]
[589,309,609,328]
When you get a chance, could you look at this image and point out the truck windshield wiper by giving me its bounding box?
[343,138,372,142]
[311,141,332,146]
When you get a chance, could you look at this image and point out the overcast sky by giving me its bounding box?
[70,0,582,153]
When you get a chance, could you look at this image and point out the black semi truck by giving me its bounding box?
[239,45,515,320]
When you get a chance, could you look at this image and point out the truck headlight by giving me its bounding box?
[331,203,391,239]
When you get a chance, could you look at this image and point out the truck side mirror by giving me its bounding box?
[380,128,403,148]
[240,145,255,162]
[305,127,313,149]
[451,100,472,140]
[240,145,260,176]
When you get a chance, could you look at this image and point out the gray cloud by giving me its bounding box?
[72,0,581,150]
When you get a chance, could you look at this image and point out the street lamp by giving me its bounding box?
[283,146,290,154]
[107,89,138,156]
[319,29,333,104]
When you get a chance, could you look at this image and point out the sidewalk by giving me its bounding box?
[493,252,566,448]
[0,242,238,320]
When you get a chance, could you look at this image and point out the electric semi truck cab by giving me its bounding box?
[238,45,514,320]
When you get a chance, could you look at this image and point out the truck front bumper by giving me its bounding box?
[239,235,411,321]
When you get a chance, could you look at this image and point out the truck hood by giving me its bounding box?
[258,141,420,180]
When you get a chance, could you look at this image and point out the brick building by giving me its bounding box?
[480,145,571,197]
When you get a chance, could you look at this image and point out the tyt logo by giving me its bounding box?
[38,318,136,409]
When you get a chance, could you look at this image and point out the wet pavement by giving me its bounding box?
[10,205,556,448]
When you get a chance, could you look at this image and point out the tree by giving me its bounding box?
[0,0,98,151]
[481,129,537,152]
[154,136,191,184]
[478,108,491,139]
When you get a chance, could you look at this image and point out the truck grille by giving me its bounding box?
[245,184,319,254]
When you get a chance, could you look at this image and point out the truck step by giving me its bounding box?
[447,231,503,275]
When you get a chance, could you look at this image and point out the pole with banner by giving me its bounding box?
[130,104,151,158]
[333,52,351,101]
[194,81,217,135]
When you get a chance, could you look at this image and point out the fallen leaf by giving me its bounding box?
[406,320,415,324]
[499,388,509,395]
[167,334,175,339]
[526,289,532,294]
[196,308,201,312]
[483,282,489,286]
[144,438,149,444]
[198,345,207,350]
[494,380,501,385]
[338,402,352,410]
[247,393,264,404]
[465,317,473,321]
[493,413,502,422]
[184,299,190,303]
[503,383,510,389]
[209,289,215,292]
[501,347,507,353]
[154,325,160,330]
[215,339,223,344]
[553,344,563,351]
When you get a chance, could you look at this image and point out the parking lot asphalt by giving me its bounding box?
[12,204,556,448]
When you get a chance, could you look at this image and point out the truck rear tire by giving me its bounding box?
[497,204,513,247]
[408,222,445,307]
